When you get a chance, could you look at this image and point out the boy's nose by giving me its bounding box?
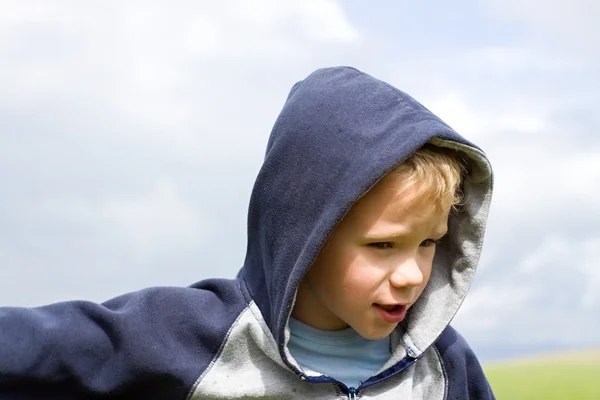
[389,258,424,288]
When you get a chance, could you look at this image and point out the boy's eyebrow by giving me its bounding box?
[365,229,448,241]
[364,231,405,240]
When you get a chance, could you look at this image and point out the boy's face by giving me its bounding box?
[292,172,449,340]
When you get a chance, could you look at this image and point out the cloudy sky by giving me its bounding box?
[1,0,598,362]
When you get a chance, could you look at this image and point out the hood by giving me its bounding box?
[238,66,493,370]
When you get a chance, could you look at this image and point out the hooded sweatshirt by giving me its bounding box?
[0,66,495,399]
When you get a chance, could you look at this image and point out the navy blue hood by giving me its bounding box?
[238,66,493,364]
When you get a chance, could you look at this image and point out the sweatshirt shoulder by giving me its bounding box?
[102,278,249,348]
[99,277,251,381]
[433,325,496,400]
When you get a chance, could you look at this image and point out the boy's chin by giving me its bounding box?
[355,324,397,341]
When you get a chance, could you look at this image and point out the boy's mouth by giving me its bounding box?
[374,303,407,323]
[377,304,402,312]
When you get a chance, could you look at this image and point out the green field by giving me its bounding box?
[484,350,600,399]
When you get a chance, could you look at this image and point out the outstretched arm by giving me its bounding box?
[0,281,243,399]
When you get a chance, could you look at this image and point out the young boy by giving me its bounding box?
[0,67,494,399]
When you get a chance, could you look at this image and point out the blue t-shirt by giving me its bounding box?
[288,318,391,389]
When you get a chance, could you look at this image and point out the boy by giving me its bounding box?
[0,67,494,399]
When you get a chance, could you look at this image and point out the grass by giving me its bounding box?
[484,350,600,399]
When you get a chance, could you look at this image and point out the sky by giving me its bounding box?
[1,0,599,362]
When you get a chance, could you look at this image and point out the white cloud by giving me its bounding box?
[231,0,359,43]
[456,233,600,346]
[0,0,362,159]
[484,0,600,33]
[96,179,204,256]
[518,236,569,273]
[28,178,205,259]
[455,284,535,332]
[483,0,600,56]
[462,45,584,72]
[427,92,548,140]
[492,150,600,221]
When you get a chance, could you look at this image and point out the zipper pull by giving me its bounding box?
[348,387,357,399]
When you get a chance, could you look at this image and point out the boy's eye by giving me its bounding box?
[420,239,439,248]
[369,242,393,249]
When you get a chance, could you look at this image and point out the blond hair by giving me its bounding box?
[388,144,465,213]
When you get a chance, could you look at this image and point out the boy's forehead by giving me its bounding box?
[345,178,449,230]
[354,172,419,211]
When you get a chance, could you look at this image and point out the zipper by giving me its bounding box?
[295,353,419,398]
[300,375,359,399]
[354,352,419,391]
[348,386,358,399]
